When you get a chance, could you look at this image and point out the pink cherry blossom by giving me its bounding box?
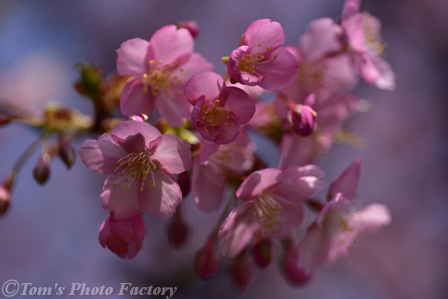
[227,19,298,91]
[116,25,213,126]
[191,131,255,212]
[184,71,255,144]
[79,120,192,220]
[341,0,395,90]
[219,166,324,258]
[297,194,391,274]
[99,213,146,259]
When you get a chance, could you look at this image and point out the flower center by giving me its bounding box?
[253,193,298,236]
[114,150,157,191]
[362,15,384,55]
[142,60,183,96]
[237,45,274,75]
[200,98,235,138]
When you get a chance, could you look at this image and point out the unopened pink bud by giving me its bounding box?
[252,238,273,269]
[99,213,146,259]
[33,154,51,185]
[59,142,76,169]
[281,246,312,286]
[176,20,199,38]
[167,207,189,248]
[0,187,11,216]
[128,114,148,122]
[228,253,256,290]
[288,104,317,137]
[194,238,220,279]
[177,172,191,198]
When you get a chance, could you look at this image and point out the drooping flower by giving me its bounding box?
[219,166,325,258]
[296,157,391,275]
[79,120,192,220]
[341,0,395,90]
[99,213,146,259]
[116,25,213,126]
[226,19,298,91]
[184,71,255,144]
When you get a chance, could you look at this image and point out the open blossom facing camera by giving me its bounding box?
[226,19,298,91]
[185,71,255,144]
[117,25,213,126]
[79,120,191,220]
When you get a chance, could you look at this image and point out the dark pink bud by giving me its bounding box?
[0,173,15,217]
[177,172,191,198]
[252,238,273,269]
[59,141,76,169]
[228,253,256,290]
[33,154,51,185]
[167,206,189,248]
[288,104,317,137]
[281,244,312,286]
[99,213,146,259]
[0,187,11,216]
[176,20,199,38]
[194,238,220,279]
[0,114,12,127]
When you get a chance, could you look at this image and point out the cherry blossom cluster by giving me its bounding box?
[0,0,393,289]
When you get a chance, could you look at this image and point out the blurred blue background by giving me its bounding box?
[1,0,447,298]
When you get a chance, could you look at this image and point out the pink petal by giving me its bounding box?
[315,92,358,131]
[270,177,325,204]
[100,174,142,220]
[197,139,220,163]
[371,56,395,90]
[218,200,259,258]
[298,224,331,273]
[79,134,127,174]
[191,158,226,212]
[352,203,391,236]
[171,53,214,84]
[149,25,193,65]
[342,0,362,20]
[282,165,325,181]
[223,87,255,124]
[184,71,223,105]
[236,168,282,199]
[242,19,285,49]
[120,79,156,117]
[151,134,192,174]
[138,170,182,220]
[300,18,343,61]
[279,134,316,169]
[258,47,298,91]
[328,156,362,201]
[116,38,149,77]
[155,92,192,127]
[110,120,161,148]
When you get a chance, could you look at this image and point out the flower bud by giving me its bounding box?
[58,140,76,169]
[0,173,15,217]
[74,63,103,101]
[281,241,312,286]
[33,153,51,185]
[0,114,12,127]
[0,187,11,216]
[228,253,256,290]
[99,213,146,259]
[167,206,189,248]
[128,114,148,122]
[177,172,191,198]
[288,104,317,137]
[194,238,220,279]
[176,20,199,38]
[252,238,273,269]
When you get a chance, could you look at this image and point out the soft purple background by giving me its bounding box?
[0,0,447,298]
